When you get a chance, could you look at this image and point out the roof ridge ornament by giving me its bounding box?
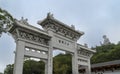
[19,17,29,25]
[84,43,88,47]
[71,24,75,30]
[47,12,54,19]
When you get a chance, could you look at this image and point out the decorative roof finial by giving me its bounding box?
[47,12,54,19]
[84,43,88,47]
[19,17,29,25]
[71,25,75,30]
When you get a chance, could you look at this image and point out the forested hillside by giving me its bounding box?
[91,43,120,64]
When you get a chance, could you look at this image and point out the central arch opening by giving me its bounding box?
[53,49,72,74]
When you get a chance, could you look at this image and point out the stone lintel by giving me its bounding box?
[9,19,51,45]
[77,43,96,58]
[77,43,96,53]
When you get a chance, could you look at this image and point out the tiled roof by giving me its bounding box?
[92,60,120,68]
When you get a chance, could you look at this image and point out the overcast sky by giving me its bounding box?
[0,0,120,73]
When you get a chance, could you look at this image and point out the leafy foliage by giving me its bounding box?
[0,8,14,36]
[91,43,120,64]
[53,54,72,74]
[0,8,13,21]
[4,64,13,74]
[23,60,45,74]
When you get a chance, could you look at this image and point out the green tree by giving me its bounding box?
[0,8,14,37]
[4,64,13,74]
[23,60,45,74]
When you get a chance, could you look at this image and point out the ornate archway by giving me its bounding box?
[9,13,95,74]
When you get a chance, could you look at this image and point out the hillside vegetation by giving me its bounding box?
[91,43,120,64]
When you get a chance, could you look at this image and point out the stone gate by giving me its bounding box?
[8,13,96,74]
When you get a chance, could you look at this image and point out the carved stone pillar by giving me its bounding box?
[47,42,53,74]
[47,30,53,74]
[42,60,48,74]
[13,40,25,74]
[72,53,78,74]
[72,43,78,74]
[85,59,91,74]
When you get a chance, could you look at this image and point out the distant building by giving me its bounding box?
[79,60,120,74]
[91,60,120,74]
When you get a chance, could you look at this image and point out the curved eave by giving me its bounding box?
[38,17,84,37]
[92,60,120,68]
[9,20,51,39]
[81,46,96,53]
[77,44,96,53]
